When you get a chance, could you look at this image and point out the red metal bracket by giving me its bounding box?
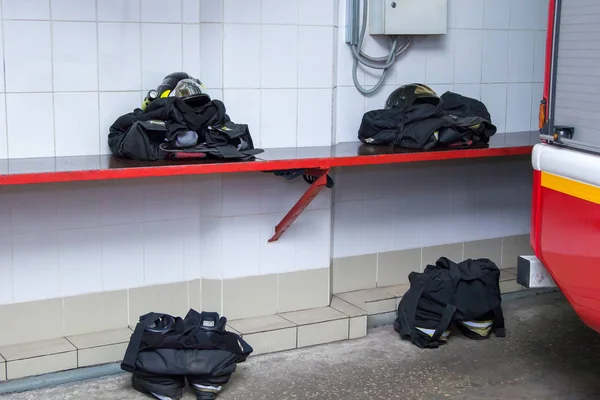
[268,168,330,243]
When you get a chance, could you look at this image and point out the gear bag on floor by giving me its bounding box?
[121,309,253,400]
[394,257,505,349]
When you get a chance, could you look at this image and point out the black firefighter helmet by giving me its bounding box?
[385,83,440,111]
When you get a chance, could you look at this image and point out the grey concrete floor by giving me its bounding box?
[3,291,600,400]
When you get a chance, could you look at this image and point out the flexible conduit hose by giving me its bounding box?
[349,0,414,95]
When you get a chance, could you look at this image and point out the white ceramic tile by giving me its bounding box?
[181,218,201,280]
[332,200,362,258]
[141,24,183,89]
[531,82,543,130]
[51,0,96,21]
[12,232,59,303]
[101,180,148,225]
[144,221,185,285]
[188,175,221,218]
[298,26,334,88]
[98,0,141,22]
[453,84,481,100]
[483,0,510,29]
[425,29,455,85]
[395,36,427,85]
[393,193,423,251]
[98,23,142,91]
[454,29,482,84]
[455,0,484,29]
[361,199,393,254]
[261,89,298,148]
[364,84,394,112]
[258,212,295,275]
[55,183,103,230]
[223,89,261,146]
[262,0,297,24]
[535,0,549,31]
[141,0,182,22]
[7,186,58,234]
[200,0,222,22]
[299,0,334,25]
[0,97,7,159]
[422,191,452,247]
[4,21,52,92]
[428,84,454,96]
[337,0,346,26]
[258,174,300,214]
[293,209,331,270]
[334,167,363,202]
[336,31,364,87]
[508,31,535,83]
[361,164,395,199]
[476,188,505,240]
[3,0,50,19]
[224,0,261,23]
[506,83,533,133]
[58,228,103,297]
[54,93,100,157]
[143,177,199,221]
[223,24,261,89]
[102,223,144,291]
[199,216,223,279]
[450,189,478,243]
[533,30,546,83]
[510,0,537,30]
[482,30,509,84]
[334,86,364,143]
[0,235,12,304]
[262,25,298,88]
[481,84,507,133]
[361,33,396,87]
[222,215,260,279]
[183,0,200,23]
[52,22,98,91]
[221,173,260,216]
[297,89,333,147]
[205,88,223,100]
[99,92,141,154]
[6,94,54,158]
[183,24,201,76]
[199,24,223,88]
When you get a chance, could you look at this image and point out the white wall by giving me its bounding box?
[0,0,544,306]
[335,0,548,143]
[331,0,546,258]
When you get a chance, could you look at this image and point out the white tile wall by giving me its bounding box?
[0,0,544,306]
[335,0,546,144]
[332,159,533,258]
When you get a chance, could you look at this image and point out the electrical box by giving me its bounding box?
[369,0,447,36]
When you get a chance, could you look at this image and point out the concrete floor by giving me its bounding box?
[3,292,600,400]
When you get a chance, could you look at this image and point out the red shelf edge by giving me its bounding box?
[0,145,533,187]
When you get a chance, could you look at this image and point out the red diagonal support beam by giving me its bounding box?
[268,168,330,243]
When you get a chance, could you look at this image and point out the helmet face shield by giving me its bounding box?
[171,79,204,98]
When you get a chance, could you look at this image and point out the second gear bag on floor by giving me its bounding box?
[394,257,505,349]
[121,309,253,400]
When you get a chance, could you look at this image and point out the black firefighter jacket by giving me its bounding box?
[108,96,261,161]
[358,91,497,150]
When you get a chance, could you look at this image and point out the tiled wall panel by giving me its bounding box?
[0,0,544,307]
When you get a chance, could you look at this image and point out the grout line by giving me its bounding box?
[180,0,184,71]
[48,0,57,158]
[95,0,101,155]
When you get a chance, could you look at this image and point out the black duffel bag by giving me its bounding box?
[394,257,506,349]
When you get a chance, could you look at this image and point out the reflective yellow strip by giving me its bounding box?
[541,172,600,205]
